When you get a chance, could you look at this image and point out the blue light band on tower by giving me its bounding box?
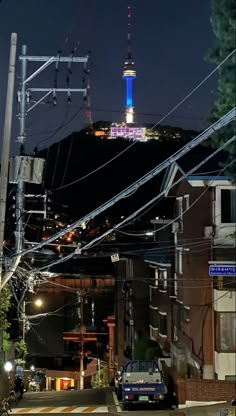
[126,77,134,107]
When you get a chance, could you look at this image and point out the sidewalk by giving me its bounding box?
[177,402,235,416]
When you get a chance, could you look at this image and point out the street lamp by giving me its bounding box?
[4,361,13,393]
[22,298,43,342]
[4,361,13,373]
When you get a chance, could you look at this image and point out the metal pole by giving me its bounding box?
[15,45,27,255]
[80,294,84,390]
[22,301,26,342]
[98,358,101,385]
[0,33,17,290]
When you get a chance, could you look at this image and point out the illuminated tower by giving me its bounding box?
[122,4,136,124]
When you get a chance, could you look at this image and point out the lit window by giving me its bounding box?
[177,248,183,274]
[159,269,167,291]
[154,268,158,287]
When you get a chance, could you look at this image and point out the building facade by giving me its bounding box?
[148,163,235,385]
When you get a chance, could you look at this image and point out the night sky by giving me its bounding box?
[0,0,217,156]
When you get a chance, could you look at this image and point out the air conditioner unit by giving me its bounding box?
[204,226,213,238]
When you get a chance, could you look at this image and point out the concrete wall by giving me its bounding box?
[215,351,236,380]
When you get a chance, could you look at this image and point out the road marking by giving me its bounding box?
[11,407,109,414]
[60,406,78,413]
[112,391,121,412]
[82,407,97,413]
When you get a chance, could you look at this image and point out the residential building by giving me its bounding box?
[158,161,236,382]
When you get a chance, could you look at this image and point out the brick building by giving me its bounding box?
[148,160,236,387]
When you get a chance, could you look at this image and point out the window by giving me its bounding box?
[177,248,183,274]
[174,273,178,297]
[176,197,183,232]
[221,189,236,223]
[126,259,134,280]
[149,305,159,329]
[154,268,158,287]
[215,312,236,352]
[159,312,167,336]
[225,375,236,381]
[214,275,236,290]
[173,325,178,341]
[184,194,190,210]
[159,269,167,291]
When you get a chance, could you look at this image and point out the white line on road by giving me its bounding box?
[112,391,121,412]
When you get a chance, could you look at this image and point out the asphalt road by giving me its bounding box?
[10,389,235,416]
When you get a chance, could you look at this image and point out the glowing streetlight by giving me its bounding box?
[4,361,13,373]
[4,361,13,393]
[34,299,43,307]
[22,298,43,341]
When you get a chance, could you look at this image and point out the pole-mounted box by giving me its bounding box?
[9,155,45,184]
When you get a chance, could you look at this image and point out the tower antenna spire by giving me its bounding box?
[127,3,132,58]
[123,1,136,124]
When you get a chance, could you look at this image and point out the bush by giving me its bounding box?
[133,338,162,360]
[93,367,109,388]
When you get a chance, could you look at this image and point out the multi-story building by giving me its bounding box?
[153,159,236,384]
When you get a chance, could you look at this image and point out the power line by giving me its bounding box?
[51,50,236,191]
[150,48,236,131]
[13,120,235,268]
[31,137,235,271]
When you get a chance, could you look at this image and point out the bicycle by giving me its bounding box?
[0,397,12,416]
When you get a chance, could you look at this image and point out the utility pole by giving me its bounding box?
[15,45,27,256]
[0,33,17,289]
[14,46,88,258]
[0,47,89,290]
[80,293,84,390]
[0,33,17,371]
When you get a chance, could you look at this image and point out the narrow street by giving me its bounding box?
[10,389,234,415]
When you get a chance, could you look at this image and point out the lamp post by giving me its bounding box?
[4,361,13,393]
[22,298,43,342]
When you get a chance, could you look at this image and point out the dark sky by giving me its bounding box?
[0,0,217,155]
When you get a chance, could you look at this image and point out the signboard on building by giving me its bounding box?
[209,265,236,276]
[111,253,120,263]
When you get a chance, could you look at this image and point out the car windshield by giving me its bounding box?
[125,361,159,373]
